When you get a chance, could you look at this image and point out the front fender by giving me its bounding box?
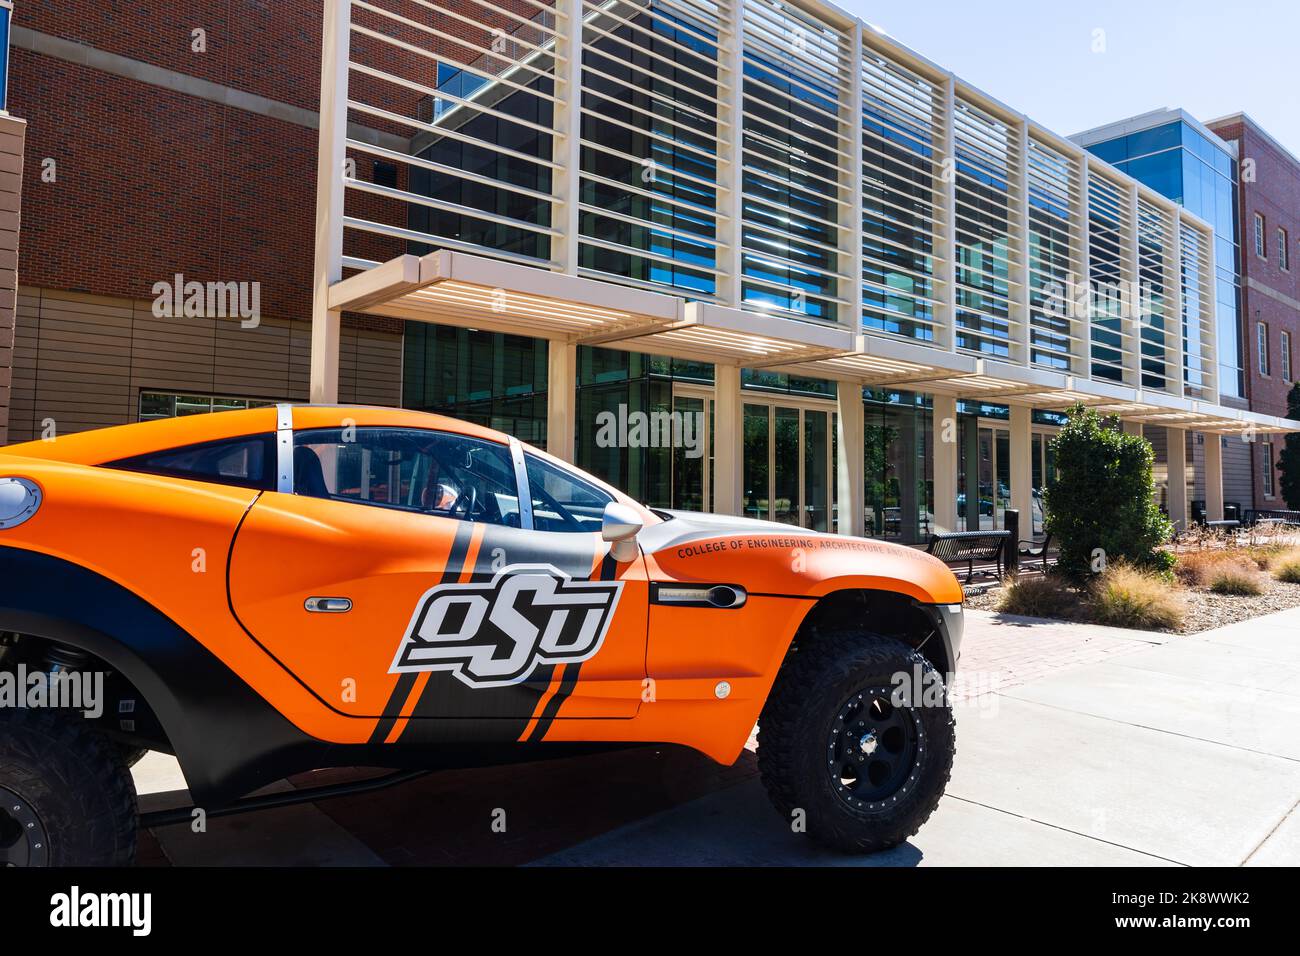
[645,531,964,605]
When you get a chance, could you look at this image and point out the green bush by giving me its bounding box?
[1043,405,1174,581]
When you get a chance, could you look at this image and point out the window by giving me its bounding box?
[139,391,275,421]
[1258,322,1270,376]
[0,2,11,112]
[1255,213,1266,258]
[292,427,520,526]
[372,160,398,189]
[108,436,275,490]
[525,454,613,534]
[1283,331,1293,382]
[1263,441,1275,498]
[1280,228,1290,270]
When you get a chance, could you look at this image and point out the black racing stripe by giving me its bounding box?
[526,547,618,743]
[526,663,579,742]
[399,524,565,740]
[367,523,475,744]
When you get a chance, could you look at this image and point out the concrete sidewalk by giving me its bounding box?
[133,608,1300,866]
[533,609,1300,866]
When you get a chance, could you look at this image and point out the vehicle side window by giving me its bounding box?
[292,427,520,526]
[107,435,274,490]
[525,454,612,533]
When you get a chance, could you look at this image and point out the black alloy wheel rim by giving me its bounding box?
[826,686,924,813]
[0,785,50,867]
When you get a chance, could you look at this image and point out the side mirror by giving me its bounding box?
[601,502,643,562]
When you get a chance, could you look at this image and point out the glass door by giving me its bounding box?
[743,398,834,530]
[773,406,800,525]
[743,404,770,521]
[804,409,830,532]
[670,389,712,512]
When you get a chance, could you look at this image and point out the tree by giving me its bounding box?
[1276,383,1300,510]
[1043,405,1174,580]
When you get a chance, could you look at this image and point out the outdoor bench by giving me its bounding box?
[925,530,1011,583]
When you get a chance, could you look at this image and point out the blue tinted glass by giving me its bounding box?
[1086,137,1128,164]
[1216,179,1234,234]
[0,9,9,111]
[1126,122,1180,158]
[1123,152,1182,202]
[1214,147,1234,179]
[1182,152,1208,218]
[1186,126,1224,167]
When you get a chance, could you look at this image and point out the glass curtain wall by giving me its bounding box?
[1026,139,1076,371]
[1084,121,1243,396]
[405,3,559,263]
[575,346,714,508]
[739,0,849,321]
[402,325,550,446]
[577,0,723,296]
[859,53,942,343]
[1087,171,1129,382]
[953,99,1016,357]
[862,391,933,544]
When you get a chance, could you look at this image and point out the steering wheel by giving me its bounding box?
[449,485,481,521]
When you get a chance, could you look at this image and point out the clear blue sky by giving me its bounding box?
[839,0,1300,155]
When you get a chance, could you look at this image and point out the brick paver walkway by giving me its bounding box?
[949,609,1167,701]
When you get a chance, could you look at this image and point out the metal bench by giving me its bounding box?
[1017,532,1053,571]
[925,530,1011,583]
[1202,519,1240,532]
[1245,509,1300,528]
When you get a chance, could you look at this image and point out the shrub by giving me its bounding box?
[996,574,1081,620]
[1276,382,1300,509]
[1176,550,1266,587]
[1174,550,1228,586]
[1208,564,1266,596]
[1044,406,1174,581]
[1245,543,1291,571]
[1087,564,1185,631]
[1274,553,1300,584]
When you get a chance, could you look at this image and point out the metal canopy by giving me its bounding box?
[329,249,1299,436]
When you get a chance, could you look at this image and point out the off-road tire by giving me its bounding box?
[0,708,138,866]
[758,632,955,854]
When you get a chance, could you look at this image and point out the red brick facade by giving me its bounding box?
[7,0,551,349]
[1207,116,1300,509]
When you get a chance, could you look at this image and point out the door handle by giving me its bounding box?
[305,597,353,613]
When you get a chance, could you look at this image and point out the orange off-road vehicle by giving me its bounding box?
[0,405,963,865]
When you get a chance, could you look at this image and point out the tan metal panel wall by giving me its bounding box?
[6,286,402,443]
[0,115,27,445]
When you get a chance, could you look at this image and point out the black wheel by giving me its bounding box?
[0,708,138,866]
[758,632,955,854]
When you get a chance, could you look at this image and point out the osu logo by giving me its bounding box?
[389,565,623,688]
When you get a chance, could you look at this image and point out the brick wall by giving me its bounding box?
[1208,116,1300,507]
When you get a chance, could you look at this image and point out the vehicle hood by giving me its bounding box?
[639,510,963,605]
[638,509,834,553]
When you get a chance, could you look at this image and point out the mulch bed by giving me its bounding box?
[964,572,1300,634]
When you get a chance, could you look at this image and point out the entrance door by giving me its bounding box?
[959,421,1057,534]
[670,387,712,512]
[742,399,834,530]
